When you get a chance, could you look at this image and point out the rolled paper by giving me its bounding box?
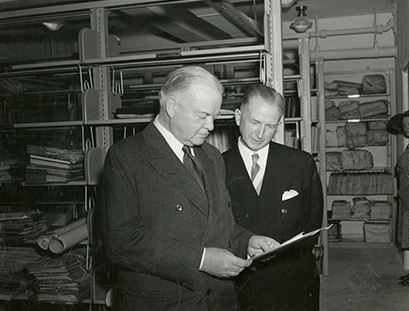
[49,223,88,254]
[37,235,52,250]
[36,218,87,250]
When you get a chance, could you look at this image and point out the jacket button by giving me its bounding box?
[245,214,250,218]
[285,269,290,275]
[176,205,183,211]
[281,209,288,214]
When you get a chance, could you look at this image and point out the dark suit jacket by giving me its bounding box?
[98,122,253,311]
[223,141,323,311]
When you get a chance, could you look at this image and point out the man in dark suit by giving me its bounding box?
[98,67,279,311]
[223,84,324,311]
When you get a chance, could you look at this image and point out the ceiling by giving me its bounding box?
[0,0,397,66]
[0,0,396,22]
[0,0,397,107]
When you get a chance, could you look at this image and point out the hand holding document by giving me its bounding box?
[247,224,333,263]
[247,235,281,259]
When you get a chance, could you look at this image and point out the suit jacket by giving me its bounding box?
[223,141,323,311]
[98,122,253,311]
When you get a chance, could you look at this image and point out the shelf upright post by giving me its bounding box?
[387,69,397,245]
[90,7,115,151]
[298,36,312,153]
[88,8,113,304]
[316,59,329,276]
[264,0,284,144]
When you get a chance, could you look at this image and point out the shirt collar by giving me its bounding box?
[238,137,269,167]
[153,115,184,162]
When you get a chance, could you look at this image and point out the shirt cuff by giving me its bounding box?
[199,247,206,270]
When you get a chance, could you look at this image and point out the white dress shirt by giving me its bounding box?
[238,137,269,194]
[153,116,185,162]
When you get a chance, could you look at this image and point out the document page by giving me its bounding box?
[248,224,333,263]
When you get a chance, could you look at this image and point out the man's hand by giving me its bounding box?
[247,235,280,258]
[200,247,251,278]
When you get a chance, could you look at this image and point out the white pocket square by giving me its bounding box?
[282,189,299,201]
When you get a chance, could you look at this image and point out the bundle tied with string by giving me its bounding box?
[387,110,409,135]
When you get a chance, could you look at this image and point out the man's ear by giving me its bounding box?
[165,96,177,118]
[234,108,241,127]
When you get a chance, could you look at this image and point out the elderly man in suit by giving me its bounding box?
[223,84,323,311]
[98,66,278,311]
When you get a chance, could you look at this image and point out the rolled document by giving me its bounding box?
[36,218,87,250]
[49,222,88,254]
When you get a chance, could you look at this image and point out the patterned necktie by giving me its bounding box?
[251,153,260,182]
[182,145,206,191]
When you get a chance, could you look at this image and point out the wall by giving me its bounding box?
[282,12,395,72]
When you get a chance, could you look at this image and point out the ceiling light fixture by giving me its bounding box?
[42,21,65,31]
[290,6,313,33]
[281,0,298,8]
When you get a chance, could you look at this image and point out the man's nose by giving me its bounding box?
[204,117,214,131]
[256,126,265,138]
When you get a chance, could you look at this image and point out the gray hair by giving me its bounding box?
[159,66,224,104]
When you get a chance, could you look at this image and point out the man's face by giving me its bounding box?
[169,83,222,146]
[235,95,282,151]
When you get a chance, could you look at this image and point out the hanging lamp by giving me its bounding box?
[290,6,313,33]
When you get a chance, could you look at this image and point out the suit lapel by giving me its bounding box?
[144,123,209,216]
[259,142,292,208]
[225,146,259,216]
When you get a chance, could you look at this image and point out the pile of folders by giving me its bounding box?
[327,172,393,195]
[0,211,47,245]
[25,248,89,304]
[0,247,40,298]
[0,158,18,182]
[25,145,84,183]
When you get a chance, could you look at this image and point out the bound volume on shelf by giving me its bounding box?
[25,145,84,183]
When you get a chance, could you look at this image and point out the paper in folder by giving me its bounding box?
[247,224,333,263]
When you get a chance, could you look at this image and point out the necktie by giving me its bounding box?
[182,145,206,191]
[251,153,260,182]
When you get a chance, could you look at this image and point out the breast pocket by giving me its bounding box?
[279,193,304,225]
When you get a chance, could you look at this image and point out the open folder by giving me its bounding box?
[247,224,333,263]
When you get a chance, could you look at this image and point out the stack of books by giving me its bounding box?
[370,201,392,220]
[0,158,18,182]
[0,211,47,245]
[0,247,40,298]
[325,80,362,96]
[351,197,371,219]
[0,247,41,275]
[26,248,89,304]
[25,145,84,183]
[284,96,301,118]
[331,200,351,219]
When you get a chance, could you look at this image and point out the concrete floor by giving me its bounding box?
[320,243,409,311]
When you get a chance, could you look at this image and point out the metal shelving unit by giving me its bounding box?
[0,0,284,307]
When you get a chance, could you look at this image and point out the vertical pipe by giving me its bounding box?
[316,59,329,277]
